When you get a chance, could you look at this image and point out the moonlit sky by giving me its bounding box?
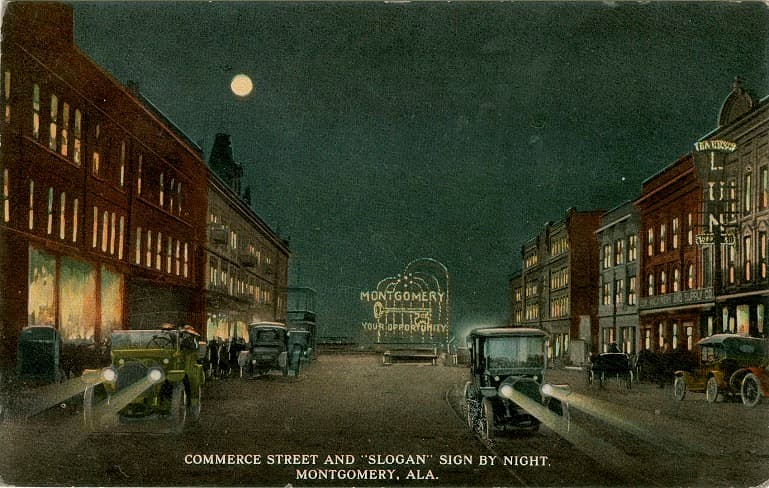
[71,1,769,338]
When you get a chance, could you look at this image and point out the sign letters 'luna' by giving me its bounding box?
[360,258,450,344]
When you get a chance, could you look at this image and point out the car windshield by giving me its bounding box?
[111,330,178,350]
[485,336,544,369]
[249,328,284,344]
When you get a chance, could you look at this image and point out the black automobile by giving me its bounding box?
[464,327,557,439]
[239,322,291,377]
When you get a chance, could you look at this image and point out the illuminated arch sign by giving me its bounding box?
[360,258,450,344]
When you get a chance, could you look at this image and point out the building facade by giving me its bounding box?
[205,133,290,343]
[696,79,769,338]
[0,3,208,365]
[595,201,640,354]
[635,154,710,352]
[509,208,603,362]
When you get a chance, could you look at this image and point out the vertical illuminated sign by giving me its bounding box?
[693,139,737,245]
[360,258,450,345]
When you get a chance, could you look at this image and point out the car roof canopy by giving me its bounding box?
[468,327,548,338]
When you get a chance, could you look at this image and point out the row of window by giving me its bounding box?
[209,211,275,274]
[645,214,695,258]
[602,235,638,269]
[549,295,570,318]
[723,231,769,284]
[133,226,190,278]
[523,235,570,269]
[601,277,638,306]
[646,265,695,296]
[207,258,274,305]
[15,75,188,219]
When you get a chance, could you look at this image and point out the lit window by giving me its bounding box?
[59,192,66,239]
[60,103,69,157]
[3,70,10,123]
[72,198,78,242]
[118,216,124,260]
[614,239,624,266]
[687,264,695,289]
[73,109,82,165]
[672,217,679,250]
[175,240,181,275]
[760,166,768,210]
[46,187,53,235]
[647,274,654,296]
[49,94,58,151]
[184,243,189,278]
[659,223,666,253]
[135,227,142,264]
[166,236,172,273]
[760,231,767,280]
[745,173,752,213]
[101,210,108,252]
[92,123,100,175]
[603,244,611,269]
[647,228,654,256]
[169,178,175,212]
[110,212,116,255]
[146,230,152,267]
[159,173,164,207]
[628,276,637,305]
[137,154,143,195]
[672,323,678,350]
[92,206,98,248]
[687,213,693,246]
[32,84,40,140]
[156,232,162,270]
[660,271,667,294]
[119,141,126,188]
[177,181,182,214]
[2,168,8,223]
[628,235,637,261]
[673,267,680,292]
[658,323,664,349]
[744,235,752,282]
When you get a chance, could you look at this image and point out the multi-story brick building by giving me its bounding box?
[509,208,603,362]
[0,3,208,365]
[595,201,640,354]
[635,153,711,352]
[205,133,290,342]
[695,78,769,337]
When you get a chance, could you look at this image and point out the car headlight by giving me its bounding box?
[148,367,165,383]
[163,358,170,365]
[499,384,514,399]
[101,367,117,383]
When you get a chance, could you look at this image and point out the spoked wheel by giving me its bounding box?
[463,382,475,429]
[706,377,719,404]
[673,376,687,401]
[741,373,762,408]
[170,382,187,435]
[479,398,494,440]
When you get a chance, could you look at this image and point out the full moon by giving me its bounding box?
[230,74,253,97]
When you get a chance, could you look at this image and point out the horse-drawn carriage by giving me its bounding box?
[586,350,633,389]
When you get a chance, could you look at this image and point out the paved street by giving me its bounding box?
[0,354,768,487]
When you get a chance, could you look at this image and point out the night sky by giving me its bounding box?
[70,1,769,339]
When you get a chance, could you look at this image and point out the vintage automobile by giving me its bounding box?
[238,322,295,377]
[464,327,561,439]
[81,325,204,433]
[673,334,769,405]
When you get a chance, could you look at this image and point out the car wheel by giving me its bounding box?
[706,377,719,403]
[463,382,475,429]
[170,382,187,434]
[742,373,762,408]
[673,376,686,401]
[480,398,494,440]
[190,384,202,421]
